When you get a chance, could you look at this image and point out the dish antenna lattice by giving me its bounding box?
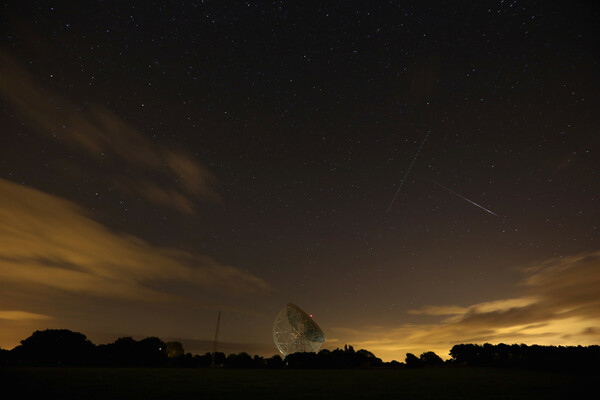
[272,303,325,357]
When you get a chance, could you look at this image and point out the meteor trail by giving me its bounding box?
[424,177,498,217]
[386,131,430,214]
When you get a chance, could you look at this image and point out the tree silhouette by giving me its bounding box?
[96,336,167,367]
[0,347,10,366]
[449,343,600,370]
[266,354,284,369]
[420,351,444,367]
[355,349,383,368]
[197,351,225,367]
[405,353,422,368]
[285,352,319,368]
[166,341,184,358]
[225,352,255,368]
[449,344,479,365]
[11,329,95,366]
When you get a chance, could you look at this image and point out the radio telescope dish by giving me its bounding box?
[272,303,325,357]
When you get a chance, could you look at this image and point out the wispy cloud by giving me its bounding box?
[0,311,53,321]
[0,51,218,214]
[0,178,270,302]
[331,251,600,361]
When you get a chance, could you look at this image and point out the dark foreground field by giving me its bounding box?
[0,366,593,399]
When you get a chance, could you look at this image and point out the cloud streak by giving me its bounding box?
[0,311,53,321]
[0,51,218,214]
[331,251,600,361]
[0,178,269,303]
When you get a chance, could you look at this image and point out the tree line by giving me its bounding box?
[0,330,385,369]
[448,343,600,370]
[1,329,598,370]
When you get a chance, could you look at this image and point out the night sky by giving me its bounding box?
[1,1,599,361]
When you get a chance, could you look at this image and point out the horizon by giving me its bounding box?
[3,325,599,363]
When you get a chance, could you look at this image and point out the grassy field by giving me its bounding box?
[0,366,592,399]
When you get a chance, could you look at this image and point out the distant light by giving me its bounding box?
[309,314,313,318]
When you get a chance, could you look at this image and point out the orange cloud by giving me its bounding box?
[0,51,218,214]
[0,311,53,321]
[0,178,270,302]
[330,252,600,361]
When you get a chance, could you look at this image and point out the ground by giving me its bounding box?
[0,367,591,399]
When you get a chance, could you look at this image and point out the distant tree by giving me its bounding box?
[11,329,95,366]
[356,349,383,368]
[317,348,341,368]
[449,344,480,366]
[253,354,266,368]
[314,348,329,368]
[168,352,195,368]
[138,337,168,366]
[317,348,331,359]
[285,352,319,368]
[225,352,255,368]
[419,351,444,367]
[448,343,600,371]
[302,346,384,369]
[97,337,137,366]
[385,360,402,368]
[344,344,355,354]
[96,336,167,367]
[266,354,284,369]
[479,343,496,366]
[0,347,10,366]
[405,353,423,368]
[208,351,226,367]
[493,343,512,367]
[166,341,184,358]
[192,352,213,367]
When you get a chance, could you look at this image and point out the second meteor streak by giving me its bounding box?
[424,177,498,217]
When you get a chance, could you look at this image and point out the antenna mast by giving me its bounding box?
[211,310,221,367]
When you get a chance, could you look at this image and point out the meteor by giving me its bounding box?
[387,131,430,214]
[424,177,498,217]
